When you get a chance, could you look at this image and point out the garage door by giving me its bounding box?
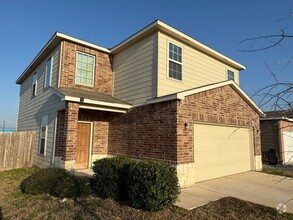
[194,123,253,182]
[283,131,293,164]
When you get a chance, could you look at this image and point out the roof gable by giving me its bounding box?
[147,81,263,115]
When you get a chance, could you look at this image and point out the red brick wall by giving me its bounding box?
[108,101,178,163]
[177,85,261,164]
[58,85,261,165]
[55,110,65,158]
[60,40,113,94]
[78,109,120,155]
[63,102,79,161]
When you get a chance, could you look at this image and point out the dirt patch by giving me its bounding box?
[0,168,292,220]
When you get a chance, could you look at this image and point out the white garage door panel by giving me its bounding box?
[194,123,252,182]
[283,131,293,164]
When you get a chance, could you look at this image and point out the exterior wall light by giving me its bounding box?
[184,122,190,129]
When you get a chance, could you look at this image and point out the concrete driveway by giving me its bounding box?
[176,172,293,213]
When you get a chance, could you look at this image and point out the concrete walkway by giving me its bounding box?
[176,172,293,213]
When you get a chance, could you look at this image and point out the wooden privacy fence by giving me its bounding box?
[0,131,35,171]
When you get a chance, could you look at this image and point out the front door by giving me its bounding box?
[75,122,91,169]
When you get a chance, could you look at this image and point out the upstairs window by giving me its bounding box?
[75,52,95,86]
[32,72,37,96]
[44,57,52,88]
[39,115,48,156]
[168,42,182,81]
[227,70,234,81]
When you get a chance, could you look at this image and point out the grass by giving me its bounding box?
[0,167,292,220]
[262,167,293,178]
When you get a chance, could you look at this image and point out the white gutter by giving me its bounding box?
[111,20,246,70]
[63,96,132,109]
[16,32,110,84]
[56,32,110,53]
[79,105,127,113]
[260,116,293,122]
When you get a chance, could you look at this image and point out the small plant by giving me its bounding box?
[20,168,91,198]
[91,156,134,200]
[127,160,180,211]
[20,168,69,195]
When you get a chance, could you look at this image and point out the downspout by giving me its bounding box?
[51,115,58,166]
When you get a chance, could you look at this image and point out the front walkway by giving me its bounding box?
[74,169,94,177]
[176,172,293,213]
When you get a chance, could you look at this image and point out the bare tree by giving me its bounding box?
[239,11,293,112]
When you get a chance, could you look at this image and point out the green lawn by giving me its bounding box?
[0,167,292,220]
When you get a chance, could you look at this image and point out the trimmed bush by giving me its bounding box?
[127,160,180,211]
[92,156,134,200]
[21,168,92,198]
[20,168,68,195]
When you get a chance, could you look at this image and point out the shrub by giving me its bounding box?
[21,168,92,198]
[92,156,134,200]
[20,168,68,195]
[127,160,180,211]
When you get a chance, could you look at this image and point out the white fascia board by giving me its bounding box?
[228,82,264,115]
[177,80,263,115]
[110,20,245,70]
[260,117,293,122]
[64,96,132,109]
[110,20,159,52]
[157,21,246,70]
[56,33,110,53]
[79,105,126,113]
[177,81,232,99]
[16,33,59,84]
[147,81,263,115]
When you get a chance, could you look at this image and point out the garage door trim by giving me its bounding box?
[193,121,255,183]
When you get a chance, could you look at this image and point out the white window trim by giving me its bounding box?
[167,41,183,82]
[44,56,53,88]
[39,115,48,156]
[75,51,95,87]
[32,71,37,97]
[227,69,235,81]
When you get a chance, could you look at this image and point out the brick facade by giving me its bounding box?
[60,40,113,94]
[108,101,178,163]
[63,102,79,161]
[55,85,261,169]
[176,85,261,164]
[55,110,65,157]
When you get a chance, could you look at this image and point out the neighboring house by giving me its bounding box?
[16,20,263,187]
[260,110,293,165]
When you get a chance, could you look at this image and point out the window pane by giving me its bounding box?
[75,52,94,86]
[40,139,45,155]
[45,58,52,88]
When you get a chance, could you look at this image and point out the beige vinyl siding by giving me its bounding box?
[17,44,65,168]
[158,31,239,97]
[113,32,158,106]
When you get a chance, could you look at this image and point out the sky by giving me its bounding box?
[0,0,292,129]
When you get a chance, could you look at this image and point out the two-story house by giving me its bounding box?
[16,20,263,187]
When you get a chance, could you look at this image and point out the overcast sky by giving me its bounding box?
[0,0,292,129]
